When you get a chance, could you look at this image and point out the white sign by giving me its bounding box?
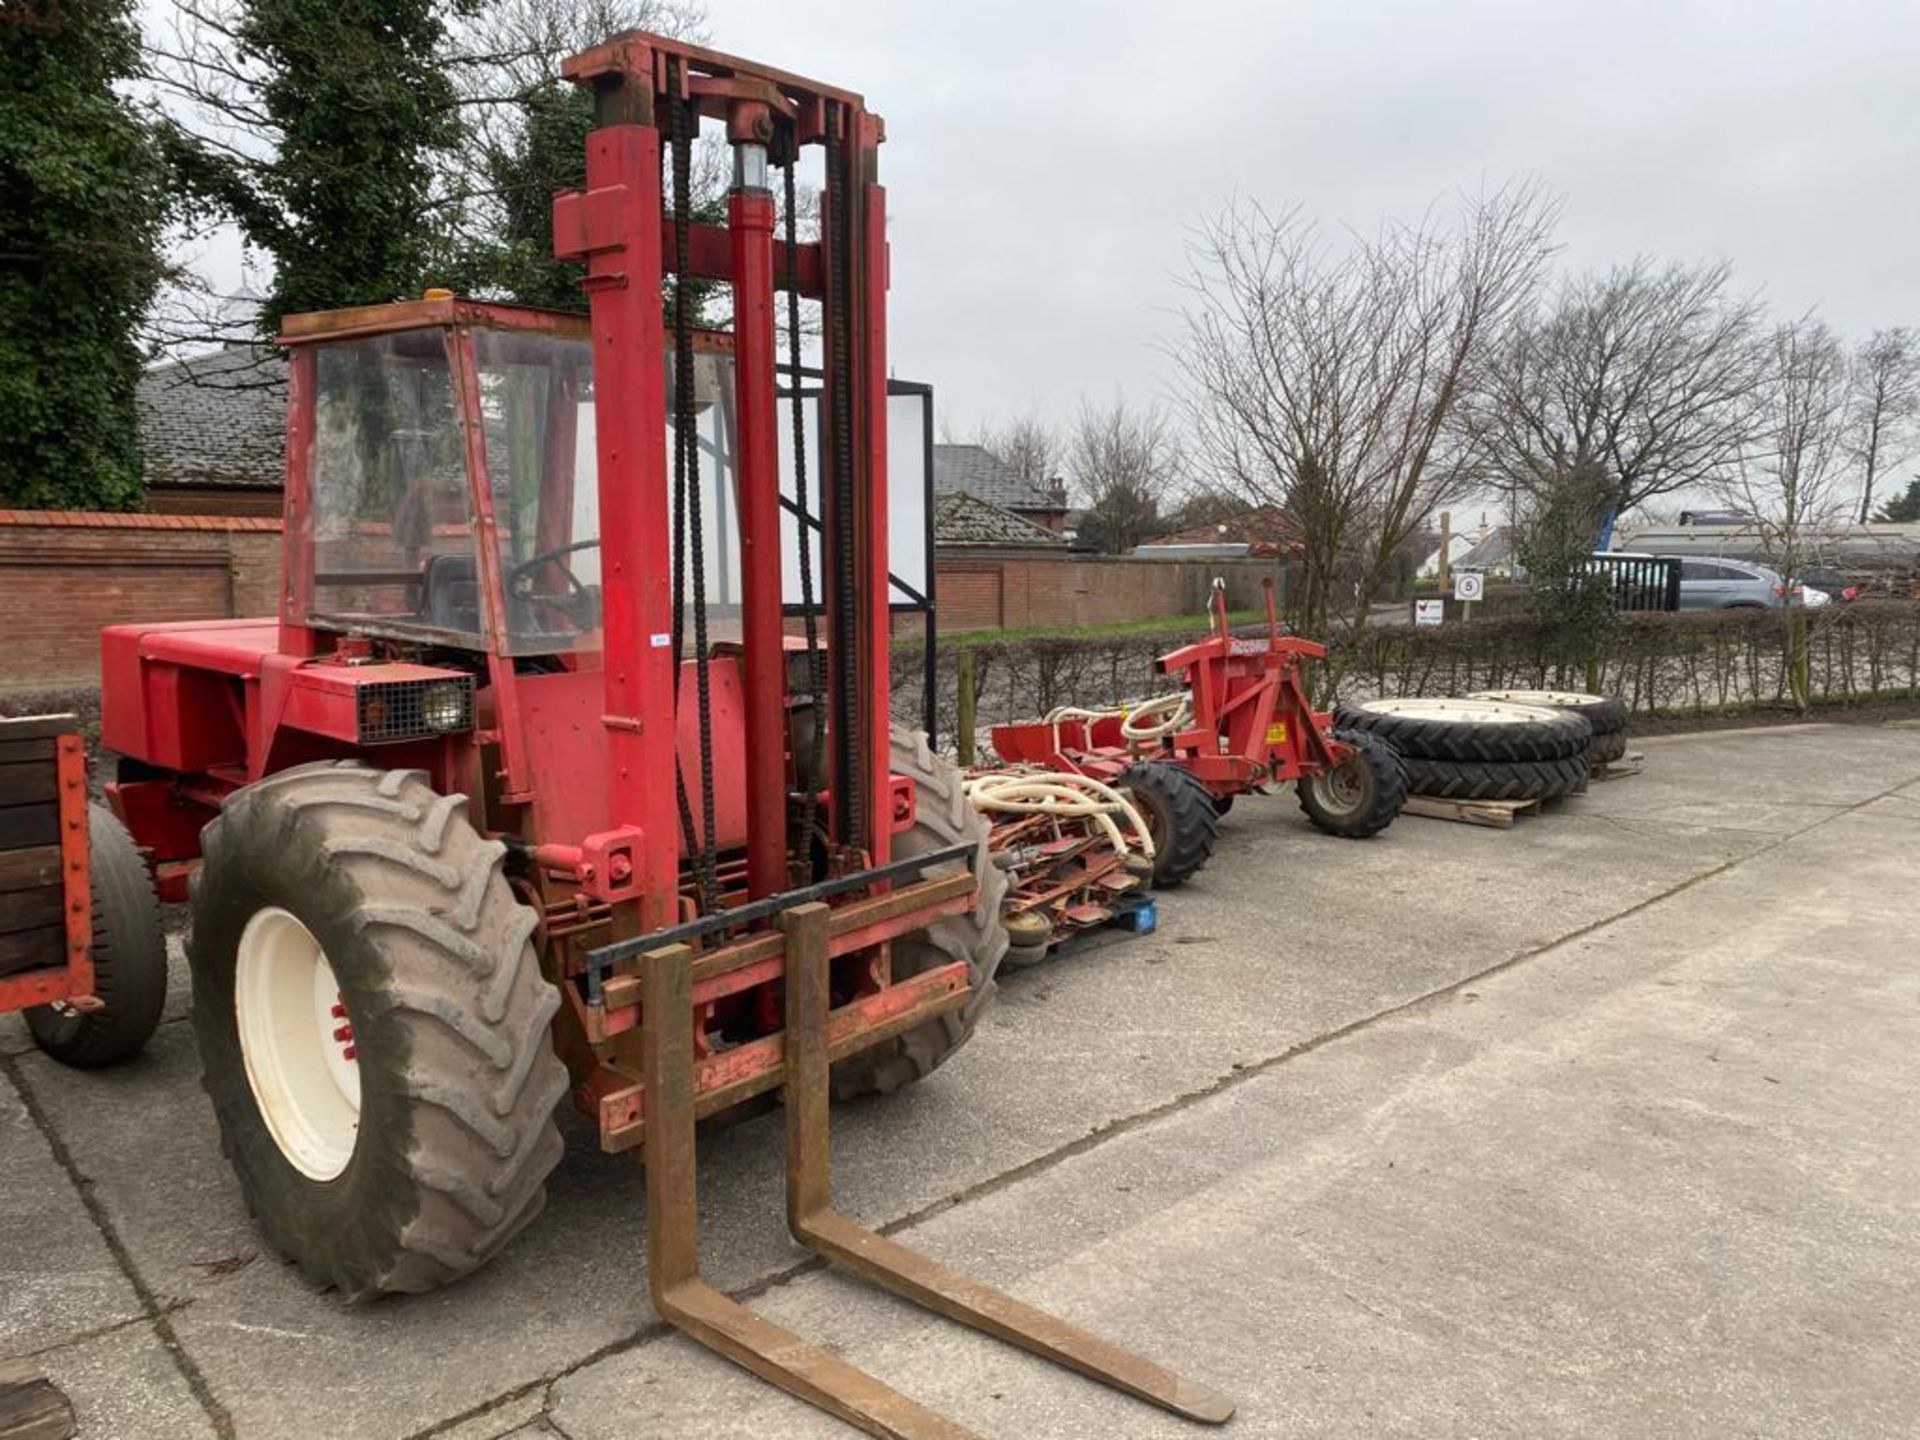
[1414,599,1445,627]
[1453,570,1484,602]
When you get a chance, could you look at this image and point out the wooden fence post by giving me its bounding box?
[956,649,976,766]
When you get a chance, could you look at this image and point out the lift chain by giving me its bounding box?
[823,102,864,852]
[783,154,827,878]
[668,56,720,909]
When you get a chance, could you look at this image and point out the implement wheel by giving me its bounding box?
[1298,728,1406,839]
[833,731,1009,1098]
[189,762,567,1299]
[1117,760,1219,888]
[26,805,167,1067]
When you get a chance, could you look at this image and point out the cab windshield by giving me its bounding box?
[299,320,736,656]
[302,326,599,654]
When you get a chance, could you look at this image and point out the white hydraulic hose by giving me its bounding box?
[964,770,1157,860]
[1043,690,1192,744]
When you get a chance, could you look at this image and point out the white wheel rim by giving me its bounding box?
[1360,698,1566,725]
[235,907,361,1181]
[1468,689,1601,708]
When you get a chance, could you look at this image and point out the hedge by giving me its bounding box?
[896,602,1920,750]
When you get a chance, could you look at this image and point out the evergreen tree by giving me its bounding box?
[0,0,169,509]
[1872,478,1920,523]
[166,1,467,328]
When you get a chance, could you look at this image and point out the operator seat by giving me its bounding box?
[420,552,482,635]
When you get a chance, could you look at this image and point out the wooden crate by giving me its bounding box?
[0,1360,74,1440]
[0,715,78,982]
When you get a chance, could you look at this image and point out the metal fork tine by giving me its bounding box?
[779,904,1236,1427]
[644,942,981,1440]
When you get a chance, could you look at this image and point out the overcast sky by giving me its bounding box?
[169,0,1918,450]
[696,0,1917,441]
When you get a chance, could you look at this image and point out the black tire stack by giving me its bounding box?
[1467,690,1630,769]
[1332,698,1591,802]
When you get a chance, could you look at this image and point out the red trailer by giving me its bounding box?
[991,581,1406,884]
[0,714,165,1066]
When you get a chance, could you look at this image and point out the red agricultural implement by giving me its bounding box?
[963,769,1158,963]
[90,31,1229,1438]
[991,581,1406,884]
[0,714,165,1067]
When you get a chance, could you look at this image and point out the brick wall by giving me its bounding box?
[0,512,283,693]
[0,513,1283,693]
[932,550,1282,633]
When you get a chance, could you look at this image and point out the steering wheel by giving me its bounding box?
[506,539,601,634]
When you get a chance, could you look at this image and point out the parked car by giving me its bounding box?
[1667,556,1831,610]
[1797,568,1858,606]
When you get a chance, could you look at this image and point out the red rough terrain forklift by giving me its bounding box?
[95,31,1230,1438]
[991,581,1406,884]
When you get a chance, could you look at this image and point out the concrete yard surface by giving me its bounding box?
[3,722,1918,1438]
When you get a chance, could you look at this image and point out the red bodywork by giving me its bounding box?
[990,582,1352,798]
[98,36,963,1150]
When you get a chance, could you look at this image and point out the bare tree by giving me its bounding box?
[1468,259,1770,528]
[1714,317,1853,709]
[1173,181,1558,657]
[1846,327,1920,523]
[1068,398,1182,555]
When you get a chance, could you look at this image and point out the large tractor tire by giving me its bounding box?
[1334,697,1590,763]
[832,731,1009,1099]
[1466,689,1627,738]
[1398,754,1590,802]
[1117,760,1219,888]
[26,804,167,1067]
[1298,728,1406,839]
[1467,689,1629,769]
[188,762,567,1299]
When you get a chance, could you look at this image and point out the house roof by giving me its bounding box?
[1456,526,1515,569]
[1140,505,1301,557]
[930,444,1059,513]
[137,344,286,491]
[933,489,1069,548]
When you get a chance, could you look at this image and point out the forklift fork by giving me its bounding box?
[640,902,1234,1439]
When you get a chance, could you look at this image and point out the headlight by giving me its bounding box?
[356,675,475,744]
[422,681,469,732]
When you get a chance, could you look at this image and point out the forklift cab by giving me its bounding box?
[283,297,734,662]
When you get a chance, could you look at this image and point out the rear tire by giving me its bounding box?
[1298,729,1406,839]
[1117,761,1219,887]
[832,732,1008,1098]
[189,762,567,1299]
[26,805,167,1067]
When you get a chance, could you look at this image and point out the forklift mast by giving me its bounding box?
[554,33,892,928]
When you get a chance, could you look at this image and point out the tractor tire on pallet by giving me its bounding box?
[1117,760,1219,888]
[1590,728,1630,767]
[1399,754,1590,802]
[189,762,567,1299]
[833,731,1009,1099]
[26,805,167,1067]
[1298,728,1406,839]
[1334,698,1591,763]
[1465,689,1627,737]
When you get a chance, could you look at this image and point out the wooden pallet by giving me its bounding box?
[1402,794,1544,829]
[1592,751,1646,782]
[0,1360,73,1440]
